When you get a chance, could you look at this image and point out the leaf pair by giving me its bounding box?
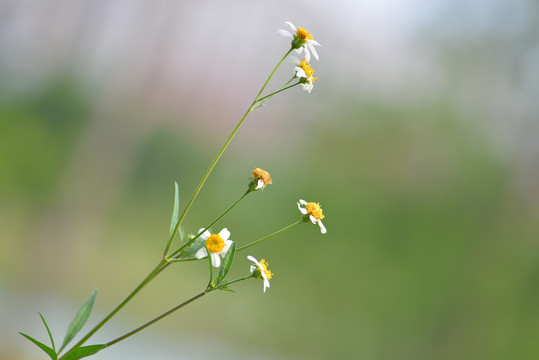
[20,290,105,360]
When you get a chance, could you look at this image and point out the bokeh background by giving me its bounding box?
[1,0,539,359]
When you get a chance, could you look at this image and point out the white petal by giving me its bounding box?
[255,179,264,190]
[219,228,230,241]
[247,255,258,263]
[318,220,327,234]
[211,253,221,267]
[263,279,270,292]
[195,247,208,259]
[309,39,321,47]
[250,265,256,273]
[309,215,317,224]
[277,29,293,38]
[303,47,311,62]
[295,67,307,78]
[298,202,308,214]
[308,43,319,61]
[294,48,303,54]
[284,21,297,32]
[221,240,233,255]
[299,199,307,205]
[198,229,211,240]
[288,56,301,65]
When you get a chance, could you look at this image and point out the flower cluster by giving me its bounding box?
[279,21,321,93]
[194,168,327,293]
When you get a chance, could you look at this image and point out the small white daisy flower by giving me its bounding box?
[291,56,318,93]
[247,255,273,293]
[195,228,233,267]
[297,199,327,234]
[278,21,321,62]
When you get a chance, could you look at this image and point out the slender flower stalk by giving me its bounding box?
[237,221,303,251]
[103,275,253,348]
[255,81,300,104]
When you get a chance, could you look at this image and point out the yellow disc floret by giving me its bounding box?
[252,168,272,185]
[305,202,324,220]
[296,27,314,42]
[300,59,315,78]
[206,234,225,253]
[259,259,273,280]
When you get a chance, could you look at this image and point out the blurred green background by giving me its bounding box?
[1,1,538,359]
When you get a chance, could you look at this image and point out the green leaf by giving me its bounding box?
[39,313,56,351]
[215,242,236,285]
[20,332,57,360]
[182,236,205,257]
[169,182,180,238]
[64,344,106,360]
[59,289,97,352]
[179,224,186,244]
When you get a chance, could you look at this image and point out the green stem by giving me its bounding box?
[104,276,253,349]
[59,259,168,360]
[166,48,294,252]
[237,221,303,252]
[104,291,207,348]
[212,275,253,291]
[256,81,300,104]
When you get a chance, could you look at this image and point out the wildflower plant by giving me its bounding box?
[20,21,326,360]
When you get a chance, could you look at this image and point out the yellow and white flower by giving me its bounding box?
[298,199,327,234]
[278,21,321,62]
[251,167,272,190]
[247,255,273,293]
[195,228,233,267]
[291,57,318,93]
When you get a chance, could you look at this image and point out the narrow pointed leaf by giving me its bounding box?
[59,289,97,352]
[215,242,236,285]
[179,224,186,244]
[169,182,180,238]
[20,332,57,359]
[64,344,106,360]
[39,313,56,351]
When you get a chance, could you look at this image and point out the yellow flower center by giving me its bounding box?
[206,234,225,253]
[296,27,313,41]
[260,259,273,280]
[252,168,272,185]
[305,202,324,220]
[300,59,315,78]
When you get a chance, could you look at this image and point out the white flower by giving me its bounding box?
[195,228,233,267]
[278,21,321,62]
[247,256,273,293]
[290,56,318,93]
[297,199,327,234]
